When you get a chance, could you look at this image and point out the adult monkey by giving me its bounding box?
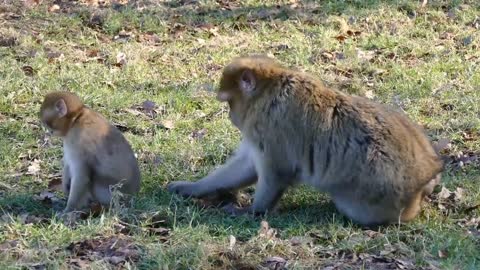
[168,55,443,226]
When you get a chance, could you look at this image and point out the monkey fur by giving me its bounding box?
[40,91,141,213]
[168,55,443,226]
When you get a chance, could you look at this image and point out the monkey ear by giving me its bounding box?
[239,69,256,94]
[55,99,68,117]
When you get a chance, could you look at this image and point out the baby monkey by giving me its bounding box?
[168,55,443,226]
[40,91,141,213]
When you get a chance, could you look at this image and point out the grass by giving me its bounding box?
[0,0,479,269]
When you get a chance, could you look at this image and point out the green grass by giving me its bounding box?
[1,0,479,269]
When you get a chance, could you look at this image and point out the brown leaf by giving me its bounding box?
[190,128,207,140]
[114,30,134,42]
[48,4,60,13]
[258,220,277,240]
[33,190,56,202]
[67,235,140,266]
[262,256,287,270]
[142,100,157,114]
[228,235,236,251]
[438,249,448,258]
[115,52,127,67]
[67,258,90,269]
[21,65,35,76]
[160,120,174,130]
[0,36,18,47]
[23,0,42,8]
[433,138,451,154]
[19,213,48,225]
[0,240,19,252]
[334,35,347,42]
[48,177,63,192]
[356,48,376,61]
[27,159,41,175]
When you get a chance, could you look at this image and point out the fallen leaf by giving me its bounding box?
[148,227,170,236]
[462,36,473,46]
[228,235,236,251]
[433,138,451,154]
[0,37,18,47]
[356,48,376,61]
[159,120,174,130]
[142,100,157,114]
[34,190,56,201]
[23,0,42,8]
[258,220,277,240]
[0,240,19,252]
[262,256,287,270]
[438,186,452,200]
[21,65,35,76]
[48,177,63,192]
[190,128,207,140]
[27,159,41,175]
[365,90,375,99]
[115,52,127,67]
[67,235,140,267]
[334,35,347,42]
[48,4,60,12]
[438,249,448,258]
[19,213,48,225]
[114,30,134,42]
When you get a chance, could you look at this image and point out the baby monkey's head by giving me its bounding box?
[39,91,84,136]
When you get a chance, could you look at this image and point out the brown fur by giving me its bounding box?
[40,91,141,212]
[168,56,443,226]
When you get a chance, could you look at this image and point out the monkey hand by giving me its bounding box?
[167,181,202,198]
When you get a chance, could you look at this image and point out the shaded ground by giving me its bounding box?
[0,0,479,269]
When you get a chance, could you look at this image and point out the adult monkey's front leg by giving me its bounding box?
[167,141,258,198]
[223,159,289,216]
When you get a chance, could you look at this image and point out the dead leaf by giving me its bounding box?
[0,36,18,47]
[27,159,41,175]
[19,213,48,224]
[67,258,90,269]
[0,240,19,252]
[114,30,134,42]
[142,100,156,114]
[356,48,376,61]
[23,0,42,8]
[48,4,60,12]
[190,128,207,140]
[34,190,56,201]
[334,35,347,42]
[433,138,451,154]
[48,177,63,192]
[228,235,236,251]
[462,36,473,46]
[21,65,35,76]
[346,30,362,36]
[438,249,448,258]
[365,90,375,99]
[159,120,174,130]
[438,186,452,200]
[148,227,170,237]
[67,235,140,267]
[115,52,127,67]
[258,220,277,240]
[262,256,287,270]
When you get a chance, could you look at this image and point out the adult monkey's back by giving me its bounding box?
[168,55,443,227]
